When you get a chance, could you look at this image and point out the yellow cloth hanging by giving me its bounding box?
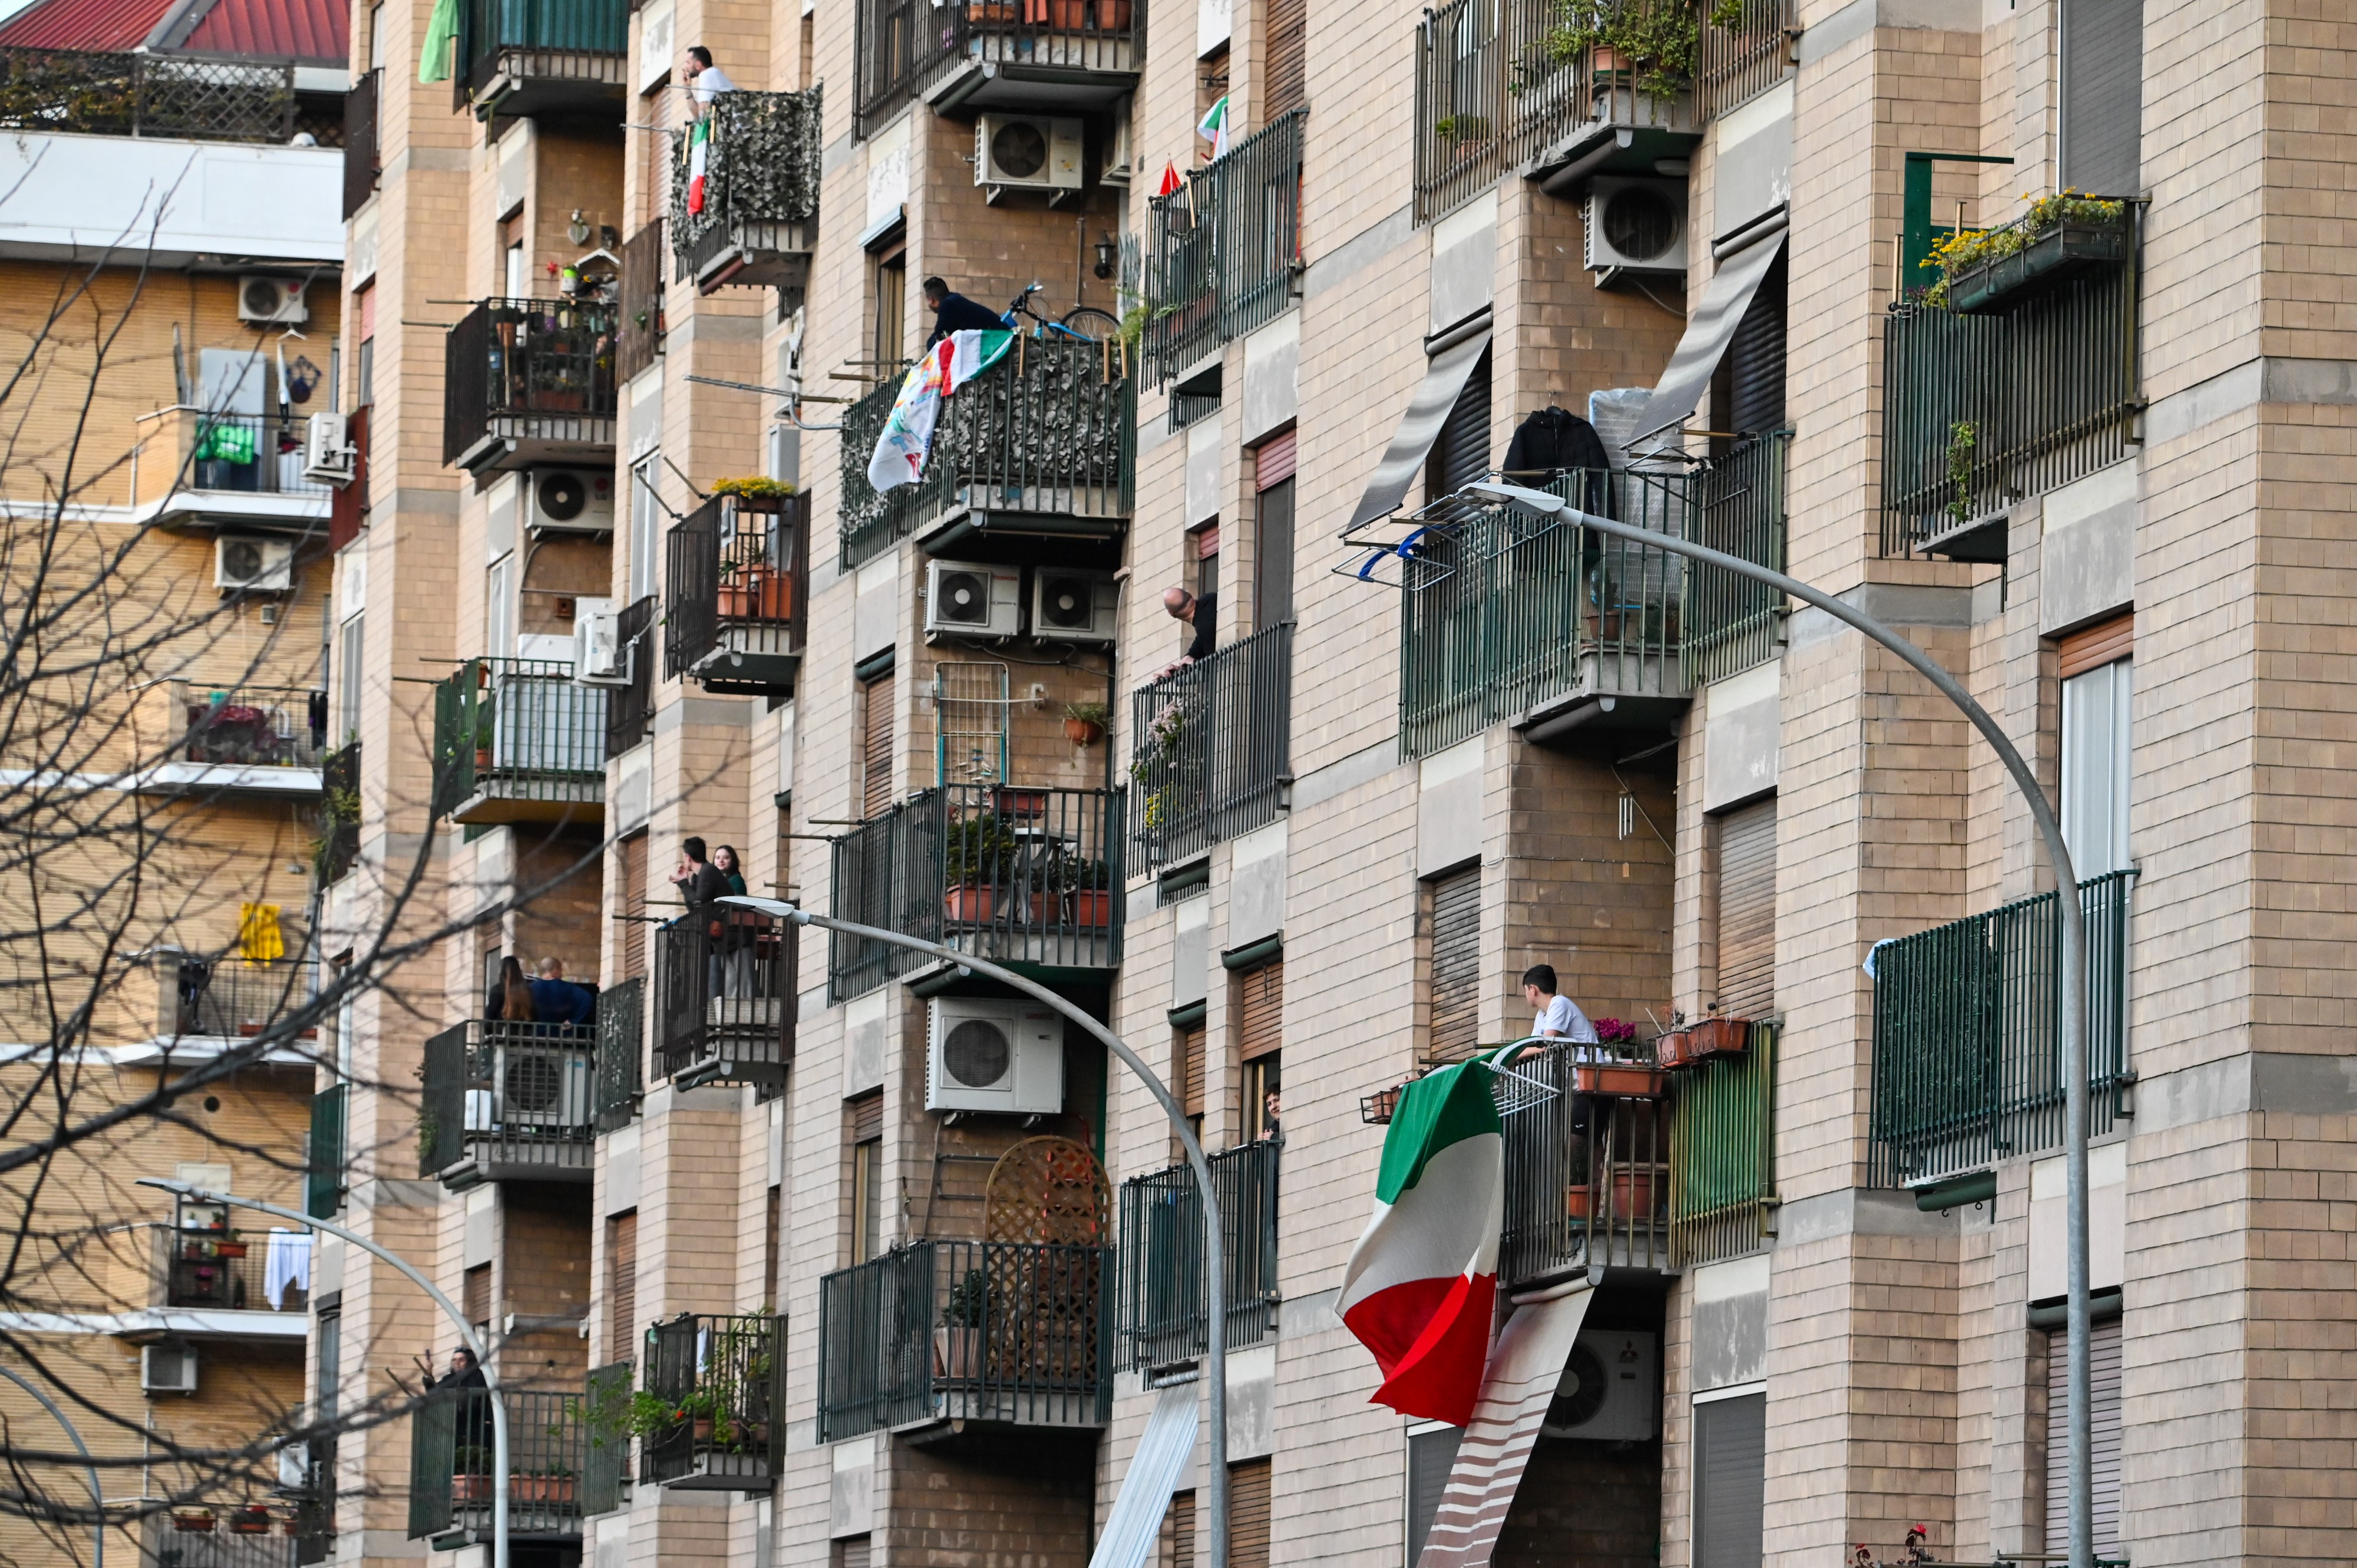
[237,903,284,964]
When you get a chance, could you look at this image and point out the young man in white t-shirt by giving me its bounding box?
[1521,964,1599,1051]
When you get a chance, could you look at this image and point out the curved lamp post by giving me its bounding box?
[1464,481,2097,1568]
[134,1179,510,1568]
[718,898,1232,1568]
[0,1362,104,1567]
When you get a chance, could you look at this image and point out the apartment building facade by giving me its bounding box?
[315,0,2357,1566]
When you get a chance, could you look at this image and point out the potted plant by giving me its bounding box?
[1691,1016,1751,1060]
[1654,1009,1694,1069]
[450,1445,492,1504]
[718,538,794,620]
[709,475,796,514]
[1550,0,1699,108]
[942,817,1016,922]
[1433,115,1492,141]
[228,1505,272,1535]
[935,1271,991,1382]
[626,1388,684,1441]
[1062,853,1114,929]
[1062,699,1108,747]
[1573,1020,1665,1096]
[173,1510,216,1533]
[1923,190,2130,313]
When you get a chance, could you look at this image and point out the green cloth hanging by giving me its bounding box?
[196,420,256,465]
[418,0,459,82]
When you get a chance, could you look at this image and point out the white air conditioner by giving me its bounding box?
[975,115,1084,192]
[1539,1330,1657,1441]
[1031,568,1118,644]
[215,536,295,594]
[527,468,616,536]
[237,275,308,325]
[926,996,1065,1114]
[494,1041,594,1128]
[142,1343,199,1395]
[925,559,1023,639]
[1583,178,1688,276]
[575,599,625,683]
[303,411,354,484]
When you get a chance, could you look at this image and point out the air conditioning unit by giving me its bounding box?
[575,599,626,683]
[975,115,1084,193]
[1031,568,1118,644]
[1583,178,1688,277]
[527,468,616,536]
[237,275,308,325]
[494,1041,594,1129]
[142,1343,199,1395]
[1101,110,1133,187]
[1539,1330,1657,1441]
[303,411,354,484]
[925,996,1064,1114]
[925,559,1023,639]
[215,536,295,595]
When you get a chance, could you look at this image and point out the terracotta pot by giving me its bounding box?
[1064,717,1105,746]
[1028,893,1060,924]
[513,1475,577,1505]
[229,1517,271,1536]
[451,1475,491,1505]
[691,1417,715,1443]
[992,787,1048,818]
[474,746,492,770]
[944,886,997,923]
[1068,889,1114,928]
[1094,0,1131,26]
[173,1515,216,1533]
[1045,0,1088,25]
[935,1324,983,1381]
[1566,1183,1593,1220]
[968,0,1018,18]
[1573,1062,1666,1098]
[1609,1168,1659,1217]
[1656,1029,1695,1069]
[1691,1016,1751,1059]
[214,1242,249,1257]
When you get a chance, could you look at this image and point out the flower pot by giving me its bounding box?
[1047,0,1088,25]
[1068,889,1114,928]
[1602,1168,1659,1219]
[1573,1062,1666,1098]
[691,1417,715,1444]
[1566,1183,1593,1220]
[992,786,1048,818]
[229,1514,272,1536]
[755,570,794,619]
[944,886,997,923]
[1947,219,2130,314]
[173,1514,216,1533]
[935,1324,983,1381]
[214,1242,249,1257]
[1064,717,1105,747]
[968,0,1017,18]
[513,1475,577,1505]
[1691,1017,1750,1060]
[474,746,492,770]
[451,1475,491,1505]
[1656,1029,1695,1070]
[1094,0,1130,27]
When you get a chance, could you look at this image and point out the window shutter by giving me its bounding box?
[1427,867,1481,1060]
[1714,800,1777,1019]
[1178,1024,1207,1117]
[1406,1426,1463,1565]
[1160,1490,1196,1568]
[1725,251,1787,438]
[609,1211,637,1362]
[2044,1315,2124,1556]
[850,1089,884,1144]
[1237,960,1283,1062]
[1265,0,1307,118]
[1694,1392,1765,1568]
[1428,348,1492,501]
[1253,477,1296,631]
[619,832,648,982]
[463,1263,491,1334]
[1255,431,1296,488]
[2057,612,2132,679]
[2060,0,2143,198]
[838,1536,873,1568]
[861,672,896,818]
[1227,1459,1272,1568]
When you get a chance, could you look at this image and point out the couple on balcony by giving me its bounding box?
[672,837,761,998]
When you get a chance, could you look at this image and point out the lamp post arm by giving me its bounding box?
[0,1362,103,1567]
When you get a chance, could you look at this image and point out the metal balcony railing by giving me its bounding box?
[1145,110,1304,382]
[0,47,297,141]
[1128,621,1290,870]
[134,409,331,507]
[665,495,807,690]
[418,1020,599,1183]
[165,684,327,771]
[1695,0,1795,117]
[456,0,628,108]
[828,784,1125,1001]
[853,0,1138,134]
[430,657,608,821]
[653,910,796,1085]
[1669,1022,1776,1267]
[151,1224,309,1313]
[1498,1038,1671,1285]
[592,976,643,1133]
[640,1313,785,1488]
[1685,432,1789,686]
[603,595,656,759]
[615,220,664,383]
[1411,0,1581,224]
[442,298,618,468]
[163,955,319,1042]
[316,744,360,882]
[669,88,821,289]
[579,1362,632,1514]
[1114,1140,1279,1371]
[156,1531,301,1567]
[1870,871,2135,1187]
[836,335,1134,570]
[342,68,379,219]
[818,1240,1110,1441]
[1880,204,2141,554]
[306,1084,345,1219]
[408,1388,586,1541]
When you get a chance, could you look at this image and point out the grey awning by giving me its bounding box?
[1084,1381,1199,1568]
[1346,328,1493,530]
[1629,231,1787,451]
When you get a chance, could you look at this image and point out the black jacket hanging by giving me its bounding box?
[1501,407,1610,482]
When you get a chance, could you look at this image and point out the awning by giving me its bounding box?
[1086,1381,1200,1568]
[1628,230,1787,451]
[1345,328,1493,531]
[1415,1280,1596,1568]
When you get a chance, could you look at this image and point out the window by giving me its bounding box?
[872,247,907,369]
[2059,616,2132,879]
[486,554,515,657]
[1237,960,1282,1141]
[1712,798,1776,1019]
[336,610,364,744]
[860,671,896,818]
[1253,433,1296,632]
[367,2,384,69]
[1427,346,1491,503]
[1718,249,1787,443]
[2042,1315,2123,1557]
[504,240,528,300]
[629,455,663,602]
[1693,1391,1765,1568]
[1405,1424,1462,1566]
[1194,521,1221,603]
[2059,0,2142,199]
[462,1263,491,1341]
[836,1536,872,1568]
[316,1306,343,1420]
[1228,1458,1272,1568]
[618,832,648,982]
[764,1185,781,1308]
[1173,1018,1206,1158]
[353,285,375,407]
[1425,866,1480,1059]
[849,1091,883,1263]
[1159,1488,1196,1568]
[608,1211,638,1362]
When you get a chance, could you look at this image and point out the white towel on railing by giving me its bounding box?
[264,1228,312,1309]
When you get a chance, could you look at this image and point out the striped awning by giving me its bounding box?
[1345,328,1493,531]
[1087,1381,1200,1568]
[1628,231,1787,451]
[1414,1280,1596,1568]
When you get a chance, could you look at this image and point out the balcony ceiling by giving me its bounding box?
[925,59,1137,118]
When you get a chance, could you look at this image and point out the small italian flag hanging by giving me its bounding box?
[1336,1045,1518,1427]
[1196,94,1230,161]
[687,120,712,214]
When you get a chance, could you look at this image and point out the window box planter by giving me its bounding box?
[1067,889,1115,929]
[173,1512,216,1533]
[1655,1029,1696,1069]
[1573,1062,1666,1098]
[1947,219,2129,315]
[1689,1016,1750,1060]
[227,1507,273,1535]
[934,1324,983,1382]
[991,787,1049,818]
[1567,1170,1658,1219]
[513,1475,578,1506]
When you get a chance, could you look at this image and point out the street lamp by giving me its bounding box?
[718,899,1233,1568]
[1464,481,2098,1568]
[0,1363,103,1567]
[134,1179,512,1568]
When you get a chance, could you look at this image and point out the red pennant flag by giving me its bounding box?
[1156,161,1182,198]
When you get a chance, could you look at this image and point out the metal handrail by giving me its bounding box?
[442,298,619,467]
[1128,622,1292,869]
[1115,1140,1279,1370]
[854,0,1140,134]
[430,656,609,818]
[1145,111,1305,382]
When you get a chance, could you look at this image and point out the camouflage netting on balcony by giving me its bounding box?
[670,86,823,279]
[0,48,294,141]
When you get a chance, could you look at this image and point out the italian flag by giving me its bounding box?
[1338,1047,1516,1428]
[687,120,712,214]
[866,330,1014,493]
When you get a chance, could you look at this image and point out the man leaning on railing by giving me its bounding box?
[1521,964,1603,1059]
[1152,585,1216,679]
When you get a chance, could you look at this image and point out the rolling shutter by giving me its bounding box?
[1237,961,1283,1063]
[1178,1024,1207,1118]
[2060,0,2143,198]
[1694,1392,1765,1568]
[1229,1459,1272,1568]
[1428,867,1481,1060]
[609,1211,637,1362]
[2044,1315,2124,1556]
[839,1536,872,1568]
[1265,0,1307,118]
[1428,348,1493,502]
[1160,1490,1195,1568]
[2058,612,2132,679]
[851,1089,884,1144]
[861,672,896,818]
[1407,1425,1464,1565]
[463,1263,491,1335]
[1254,477,1296,632]
[1714,800,1776,1019]
[1724,251,1787,439]
[619,832,648,982]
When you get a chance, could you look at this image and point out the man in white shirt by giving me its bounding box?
[683,45,736,115]
[1521,964,1599,1049]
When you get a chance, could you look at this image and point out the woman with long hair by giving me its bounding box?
[497,955,535,1023]
[713,845,754,998]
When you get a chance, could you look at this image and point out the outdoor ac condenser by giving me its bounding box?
[925,997,1064,1114]
[1539,1330,1658,1441]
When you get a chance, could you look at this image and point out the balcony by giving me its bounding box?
[1869,871,2135,1188]
[132,409,332,532]
[614,219,664,384]
[454,0,628,118]
[306,1084,345,1219]
[135,1223,311,1339]
[1496,1038,1671,1287]
[1668,1023,1776,1267]
[669,89,820,296]
[1128,621,1290,871]
[653,909,796,1089]
[342,67,379,220]
[409,1388,587,1546]
[430,657,608,824]
[665,495,807,696]
[420,1020,599,1187]
[640,1313,785,1490]
[443,298,618,473]
[316,744,360,883]
[152,953,320,1048]
[817,1240,1110,1441]
[1684,433,1788,686]
[1880,200,2141,557]
[1144,111,1305,384]
[0,47,298,142]
[1694,0,1796,118]
[153,1528,302,1568]
[592,975,644,1131]
[837,334,1133,571]
[602,596,656,758]
[136,682,327,797]
[827,784,1125,1002]
[854,0,1137,133]
[1114,1140,1279,1372]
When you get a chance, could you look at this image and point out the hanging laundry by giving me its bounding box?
[263,1229,312,1309]
[196,420,256,465]
[865,330,1013,494]
[418,0,458,82]
[686,120,713,214]
[236,902,284,964]
[1196,95,1230,161]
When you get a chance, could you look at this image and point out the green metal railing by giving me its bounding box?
[669,87,822,284]
[1869,870,2135,1186]
[407,1388,587,1541]
[418,1021,598,1181]
[836,336,1133,570]
[1685,433,1789,686]
[1128,622,1292,869]
[579,1362,632,1516]
[1411,0,1586,225]
[1115,1140,1279,1371]
[1670,1022,1776,1267]
[430,657,609,818]
[818,1240,1111,1441]
[457,0,628,101]
[1497,1039,1671,1285]
[1144,111,1305,382]
[592,976,643,1133]
[639,1313,785,1486]
[305,1085,345,1218]
[1880,205,2141,554]
[1695,0,1796,117]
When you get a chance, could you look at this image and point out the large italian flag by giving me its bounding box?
[1338,1048,1515,1427]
